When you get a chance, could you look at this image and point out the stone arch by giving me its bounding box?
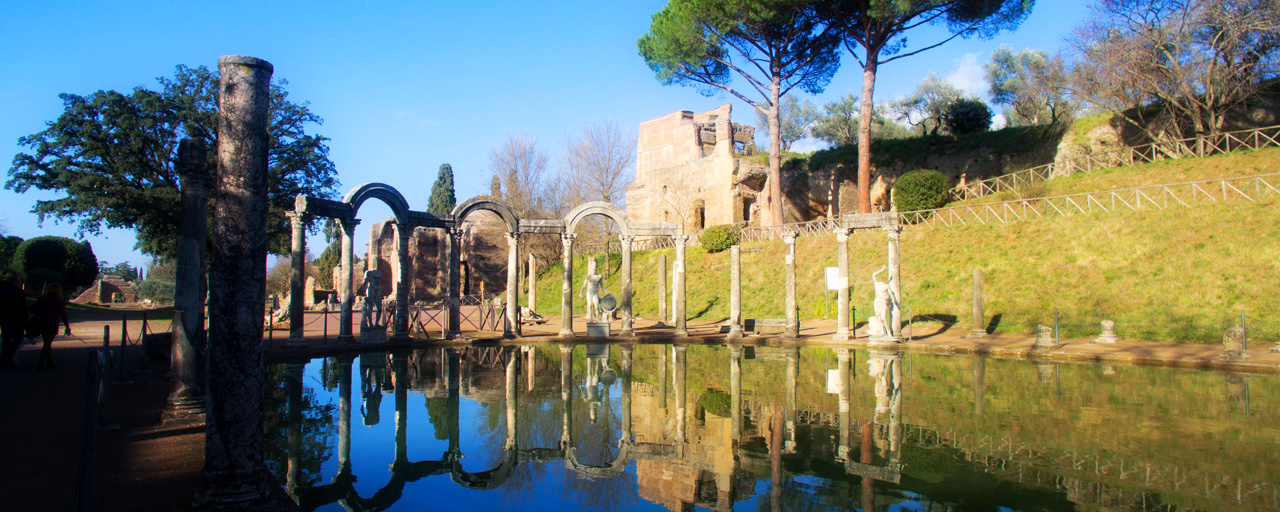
[343,182,412,224]
[451,197,519,232]
[564,201,630,236]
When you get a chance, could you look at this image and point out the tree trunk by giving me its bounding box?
[767,78,785,226]
[857,59,878,214]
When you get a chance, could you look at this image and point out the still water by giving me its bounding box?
[264,344,1279,511]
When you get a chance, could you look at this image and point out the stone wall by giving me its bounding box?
[365,212,511,305]
[72,275,140,304]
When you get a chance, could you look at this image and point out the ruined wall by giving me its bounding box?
[365,213,511,305]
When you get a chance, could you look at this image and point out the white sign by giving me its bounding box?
[825,267,841,290]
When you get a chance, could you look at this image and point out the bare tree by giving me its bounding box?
[1068,0,1280,144]
[562,120,637,205]
[486,133,550,218]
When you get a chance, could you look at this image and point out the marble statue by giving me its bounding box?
[580,257,606,322]
[868,266,897,337]
[358,269,382,329]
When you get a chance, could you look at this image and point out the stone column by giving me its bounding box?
[338,219,358,341]
[729,344,743,441]
[657,254,668,327]
[673,236,688,337]
[727,245,743,339]
[201,54,273,509]
[834,229,852,341]
[782,232,799,339]
[446,228,463,339]
[527,254,537,314]
[619,235,635,336]
[391,223,410,340]
[168,138,209,419]
[284,363,304,495]
[620,345,633,442]
[288,211,307,345]
[504,232,520,338]
[971,268,987,337]
[673,345,687,444]
[785,347,798,452]
[836,349,851,460]
[505,348,518,449]
[559,233,576,337]
[335,356,353,479]
[887,227,903,338]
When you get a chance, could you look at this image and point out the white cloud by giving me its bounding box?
[946,52,988,97]
[789,137,832,154]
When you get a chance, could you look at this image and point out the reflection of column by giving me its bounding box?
[785,347,799,452]
[834,229,852,341]
[336,356,353,479]
[974,355,986,417]
[837,349,851,460]
[727,245,743,339]
[657,254,668,326]
[393,353,408,467]
[782,232,798,339]
[659,346,668,411]
[339,219,358,341]
[673,345,687,444]
[620,345,633,442]
[559,345,573,447]
[504,232,520,338]
[673,236,688,337]
[524,345,535,392]
[288,212,307,344]
[559,234,576,337]
[620,235,634,336]
[447,349,461,456]
[770,405,783,512]
[285,363,304,494]
[527,254,537,314]
[729,344,743,441]
[505,348,518,449]
[447,229,462,339]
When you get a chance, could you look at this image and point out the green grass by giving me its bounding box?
[533,147,1280,343]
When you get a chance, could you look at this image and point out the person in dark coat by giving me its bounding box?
[31,282,71,371]
[0,275,27,369]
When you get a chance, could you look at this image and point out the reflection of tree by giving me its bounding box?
[262,364,337,489]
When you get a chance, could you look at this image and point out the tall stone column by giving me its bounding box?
[338,219,358,341]
[834,229,852,341]
[288,211,307,345]
[168,138,209,419]
[971,268,987,337]
[782,232,799,339]
[673,345,687,444]
[201,54,274,509]
[887,227,903,338]
[446,228,462,339]
[836,349,851,460]
[727,245,743,339]
[504,232,520,338]
[391,224,410,340]
[559,233,576,337]
[673,236,688,337]
[657,254,668,327]
[527,254,537,314]
[619,235,634,336]
[729,344,743,441]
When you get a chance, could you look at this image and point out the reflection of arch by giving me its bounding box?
[564,201,630,235]
[563,443,630,479]
[343,183,411,223]
[450,448,520,490]
[451,197,519,233]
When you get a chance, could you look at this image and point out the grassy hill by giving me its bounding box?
[532,147,1280,343]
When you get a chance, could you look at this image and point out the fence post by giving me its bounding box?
[323,310,328,342]
[115,315,132,385]
[73,351,102,512]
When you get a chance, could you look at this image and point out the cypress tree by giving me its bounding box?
[427,163,457,214]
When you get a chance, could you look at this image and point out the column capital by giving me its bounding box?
[672,235,689,246]
[781,231,797,245]
[560,232,576,247]
[618,234,635,246]
[833,228,851,242]
[287,210,308,224]
[885,225,902,239]
[339,217,360,231]
[504,231,520,244]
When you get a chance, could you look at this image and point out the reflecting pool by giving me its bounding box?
[264,344,1279,511]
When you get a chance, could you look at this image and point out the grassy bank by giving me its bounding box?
[533,149,1280,343]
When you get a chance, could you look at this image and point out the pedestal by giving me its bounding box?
[586,321,610,338]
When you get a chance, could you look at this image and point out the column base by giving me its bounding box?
[285,337,307,348]
[781,329,799,340]
[673,328,688,338]
[969,329,988,338]
[619,328,634,337]
[446,330,462,340]
[832,329,851,342]
[726,326,743,340]
[389,333,411,342]
[866,335,901,349]
[338,334,354,343]
[558,329,575,338]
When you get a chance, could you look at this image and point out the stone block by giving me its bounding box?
[1219,326,1249,360]
[1034,324,1058,348]
[586,322,610,338]
[1094,320,1120,343]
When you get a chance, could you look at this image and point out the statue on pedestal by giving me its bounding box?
[868,267,897,337]
[358,269,382,329]
[580,258,606,322]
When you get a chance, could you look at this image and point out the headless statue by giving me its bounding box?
[868,266,897,337]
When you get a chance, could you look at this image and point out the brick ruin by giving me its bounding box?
[72,275,140,304]
[360,211,511,305]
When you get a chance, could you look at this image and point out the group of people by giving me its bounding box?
[0,275,73,371]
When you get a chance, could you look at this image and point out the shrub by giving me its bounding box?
[895,169,952,215]
[10,236,98,294]
[943,98,993,135]
[700,224,740,253]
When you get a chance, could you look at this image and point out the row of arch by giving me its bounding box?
[289,182,684,342]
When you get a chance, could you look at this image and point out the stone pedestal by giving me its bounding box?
[361,326,386,344]
[586,321,610,338]
[1093,320,1119,343]
[1034,324,1058,348]
[867,336,901,349]
[1219,326,1249,360]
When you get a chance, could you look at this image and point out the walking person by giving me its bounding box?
[31,282,71,371]
[0,275,27,369]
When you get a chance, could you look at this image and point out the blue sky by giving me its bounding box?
[0,1,1090,269]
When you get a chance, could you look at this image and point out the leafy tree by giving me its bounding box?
[10,236,98,294]
[135,258,176,304]
[943,98,994,134]
[821,0,1034,213]
[985,45,1072,126]
[812,93,910,146]
[755,95,819,151]
[428,163,457,215]
[99,261,140,282]
[638,0,842,226]
[6,64,339,257]
[312,240,360,290]
[891,73,965,136]
[0,236,23,278]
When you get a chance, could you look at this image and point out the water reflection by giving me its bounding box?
[266,344,1280,511]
